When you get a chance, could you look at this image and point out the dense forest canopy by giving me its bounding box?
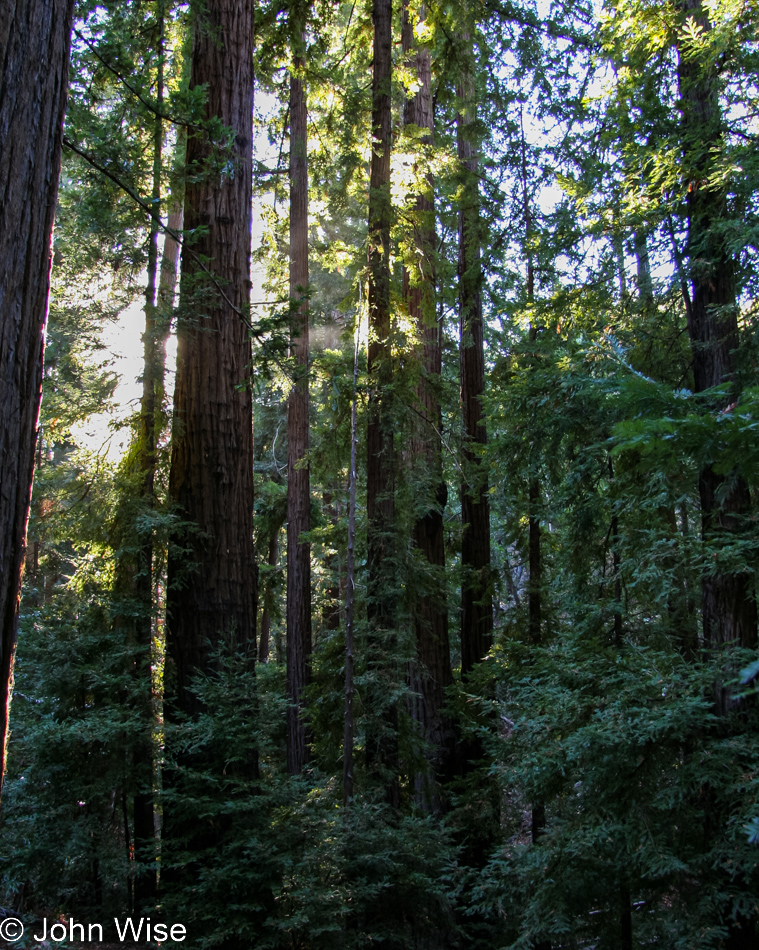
[1,0,759,946]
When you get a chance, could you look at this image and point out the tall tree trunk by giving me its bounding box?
[402,2,456,812]
[676,9,757,943]
[457,58,492,676]
[677,0,757,669]
[365,0,398,805]
[163,0,256,892]
[521,107,541,650]
[522,112,549,950]
[131,12,168,909]
[166,0,256,717]
[635,235,698,654]
[158,207,184,319]
[612,223,627,297]
[286,30,312,776]
[131,202,182,902]
[343,332,360,806]
[128,193,183,904]
[0,0,74,797]
[634,229,653,306]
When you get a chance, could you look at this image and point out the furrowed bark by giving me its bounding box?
[165,0,257,717]
[0,0,75,797]
[162,0,257,895]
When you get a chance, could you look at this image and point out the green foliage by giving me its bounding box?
[2,537,138,918]
[5,0,759,945]
[480,634,759,949]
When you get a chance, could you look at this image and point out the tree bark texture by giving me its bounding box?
[0,0,74,796]
[286,45,312,776]
[367,0,393,615]
[677,0,757,661]
[457,66,492,676]
[402,4,457,810]
[365,0,398,805]
[166,0,256,719]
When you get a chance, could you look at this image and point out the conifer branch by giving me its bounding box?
[73,28,195,129]
[62,137,286,331]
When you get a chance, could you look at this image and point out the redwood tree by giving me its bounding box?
[677,0,757,672]
[365,0,398,804]
[286,25,312,776]
[130,13,173,906]
[457,51,492,675]
[165,0,256,717]
[402,4,456,809]
[0,0,75,797]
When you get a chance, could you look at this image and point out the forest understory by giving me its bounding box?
[1,0,759,947]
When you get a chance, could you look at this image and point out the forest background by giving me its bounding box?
[1,0,759,946]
